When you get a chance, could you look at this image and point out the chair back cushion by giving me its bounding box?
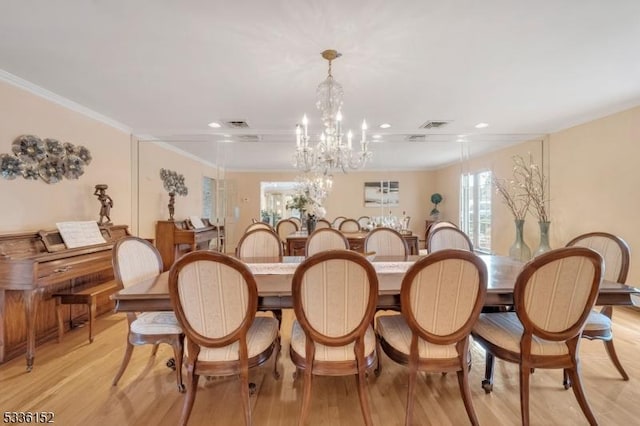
[315,218,332,229]
[427,227,473,253]
[306,228,349,256]
[566,232,629,283]
[244,222,274,233]
[292,250,378,346]
[113,237,163,288]
[339,219,360,232]
[169,251,257,348]
[236,229,283,259]
[365,228,409,257]
[276,219,298,242]
[402,250,486,344]
[515,247,603,340]
[357,216,370,228]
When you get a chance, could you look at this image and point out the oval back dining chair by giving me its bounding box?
[427,227,473,253]
[471,247,603,425]
[357,216,370,229]
[289,216,302,229]
[305,227,350,256]
[331,216,347,229]
[376,249,487,425]
[565,232,631,386]
[168,251,281,426]
[244,222,275,234]
[236,228,283,259]
[291,250,379,425]
[364,227,409,259]
[315,218,332,229]
[338,218,360,232]
[276,219,299,255]
[111,236,184,392]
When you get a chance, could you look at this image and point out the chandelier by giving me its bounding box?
[294,49,372,175]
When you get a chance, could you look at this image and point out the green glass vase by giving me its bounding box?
[509,219,531,261]
[534,221,552,256]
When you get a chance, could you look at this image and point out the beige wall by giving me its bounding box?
[225,170,437,252]
[550,106,640,283]
[436,106,640,284]
[136,141,220,239]
[0,81,132,232]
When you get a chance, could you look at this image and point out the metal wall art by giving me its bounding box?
[160,168,188,221]
[0,134,92,183]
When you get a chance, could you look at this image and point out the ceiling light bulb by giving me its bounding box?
[208,122,221,128]
[379,123,391,129]
[475,122,489,129]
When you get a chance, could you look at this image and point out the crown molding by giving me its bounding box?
[0,69,132,134]
[136,137,219,170]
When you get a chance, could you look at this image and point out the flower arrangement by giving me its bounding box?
[287,173,330,220]
[494,153,548,222]
[286,193,326,219]
[493,176,530,220]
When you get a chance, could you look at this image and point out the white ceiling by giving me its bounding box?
[1,1,639,171]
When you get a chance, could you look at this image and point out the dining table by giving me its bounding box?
[111,254,640,313]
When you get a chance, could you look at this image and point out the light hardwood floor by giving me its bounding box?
[1,307,639,425]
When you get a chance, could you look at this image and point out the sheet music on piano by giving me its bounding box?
[189,216,206,228]
[56,221,107,248]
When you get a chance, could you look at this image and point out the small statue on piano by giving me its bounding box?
[94,184,113,225]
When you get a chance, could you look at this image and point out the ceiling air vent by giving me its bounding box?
[224,120,250,128]
[236,134,261,142]
[406,134,427,142]
[420,120,450,129]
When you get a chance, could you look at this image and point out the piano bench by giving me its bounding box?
[53,280,119,344]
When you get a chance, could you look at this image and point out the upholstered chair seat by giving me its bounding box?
[130,312,183,335]
[472,312,569,356]
[184,316,279,362]
[376,315,462,359]
[291,321,376,362]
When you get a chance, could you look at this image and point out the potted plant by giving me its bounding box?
[430,193,443,219]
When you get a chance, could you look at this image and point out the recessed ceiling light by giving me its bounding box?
[208,122,222,128]
[219,139,233,143]
[379,123,391,129]
[373,134,382,140]
[475,122,489,129]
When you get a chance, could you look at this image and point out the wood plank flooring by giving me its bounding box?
[1,307,639,425]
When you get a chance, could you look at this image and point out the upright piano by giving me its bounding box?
[0,224,130,370]
[155,218,223,271]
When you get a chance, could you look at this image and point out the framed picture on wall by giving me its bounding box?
[364,181,399,207]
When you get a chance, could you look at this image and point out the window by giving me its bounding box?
[460,170,492,252]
